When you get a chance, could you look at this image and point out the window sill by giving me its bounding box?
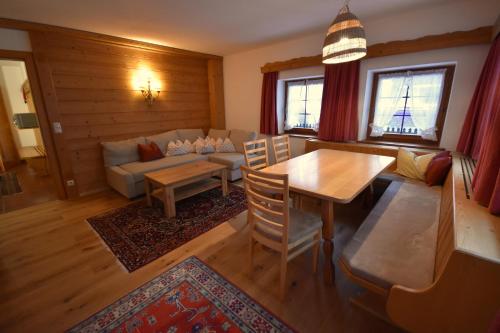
[361,140,444,151]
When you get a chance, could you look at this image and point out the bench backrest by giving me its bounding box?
[435,167,455,280]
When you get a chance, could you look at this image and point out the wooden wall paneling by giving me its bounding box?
[28,29,218,196]
[208,58,226,129]
[261,26,493,73]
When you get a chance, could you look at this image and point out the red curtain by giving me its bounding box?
[471,80,500,215]
[260,72,278,135]
[318,60,360,142]
[456,36,500,159]
[457,35,500,214]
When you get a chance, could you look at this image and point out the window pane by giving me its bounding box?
[371,69,446,137]
[285,78,323,130]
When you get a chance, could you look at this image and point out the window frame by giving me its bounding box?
[366,65,455,146]
[283,77,324,136]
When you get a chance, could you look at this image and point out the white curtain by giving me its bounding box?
[306,79,322,132]
[285,81,305,131]
[409,69,446,141]
[285,79,322,132]
[370,73,407,137]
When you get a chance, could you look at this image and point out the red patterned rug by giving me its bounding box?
[87,185,247,272]
[68,257,295,333]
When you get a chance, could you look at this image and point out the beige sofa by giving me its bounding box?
[102,128,257,198]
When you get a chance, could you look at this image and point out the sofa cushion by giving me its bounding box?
[229,129,258,153]
[120,153,208,182]
[177,129,205,142]
[145,130,179,154]
[138,142,164,162]
[208,128,229,140]
[341,180,441,290]
[101,137,146,167]
[208,152,245,170]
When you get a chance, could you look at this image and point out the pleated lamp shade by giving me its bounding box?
[322,5,367,64]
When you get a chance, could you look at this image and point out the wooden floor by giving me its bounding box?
[0,187,403,333]
[1,162,59,213]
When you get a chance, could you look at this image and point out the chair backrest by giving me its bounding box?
[243,138,269,170]
[241,165,290,244]
[272,135,291,163]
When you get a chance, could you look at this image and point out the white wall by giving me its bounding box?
[0,60,37,148]
[0,28,32,52]
[224,0,499,152]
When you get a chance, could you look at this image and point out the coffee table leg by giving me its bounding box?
[164,187,176,218]
[221,169,228,196]
[145,179,152,207]
[321,199,335,284]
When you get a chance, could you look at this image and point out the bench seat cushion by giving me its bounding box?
[342,180,441,290]
[120,153,208,183]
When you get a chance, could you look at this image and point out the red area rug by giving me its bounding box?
[87,185,247,272]
[68,257,295,333]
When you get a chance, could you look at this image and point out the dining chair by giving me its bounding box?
[272,135,291,163]
[241,165,322,299]
[242,138,269,170]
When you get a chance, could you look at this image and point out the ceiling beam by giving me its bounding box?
[261,26,493,73]
[0,17,222,60]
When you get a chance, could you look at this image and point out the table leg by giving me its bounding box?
[145,179,152,207]
[363,183,374,208]
[221,169,228,196]
[321,199,335,284]
[164,187,176,218]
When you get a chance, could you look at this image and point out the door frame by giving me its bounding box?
[0,49,67,199]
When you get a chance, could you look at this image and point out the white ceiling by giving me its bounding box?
[0,0,461,55]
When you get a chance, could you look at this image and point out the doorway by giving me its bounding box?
[0,55,61,213]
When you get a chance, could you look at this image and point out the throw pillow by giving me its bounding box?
[138,142,164,162]
[395,148,436,181]
[425,156,452,186]
[182,139,195,153]
[194,137,215,154]
[215,137,236,153]
[166,140,189,156]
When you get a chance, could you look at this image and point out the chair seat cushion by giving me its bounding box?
[208,152,245,170]
[255,207,322,244]
[120,154,208,182]
[341,180,441,290]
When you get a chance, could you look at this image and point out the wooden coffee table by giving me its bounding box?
[144,160,228,218]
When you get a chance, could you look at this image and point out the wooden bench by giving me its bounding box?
[305,140,500,332]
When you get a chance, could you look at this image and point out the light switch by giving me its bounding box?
[53,122,63,134]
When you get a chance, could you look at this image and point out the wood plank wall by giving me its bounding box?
[29,31,224,197]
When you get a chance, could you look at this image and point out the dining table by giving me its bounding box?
[261,148,395,283]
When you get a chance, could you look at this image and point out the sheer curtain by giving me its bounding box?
[306,79,323,132]
[370,73,406,137]
[284,81,305,131]
[409,69,446,141]
[284,79,322,132]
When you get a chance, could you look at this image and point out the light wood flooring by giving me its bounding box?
[0,187,402,333]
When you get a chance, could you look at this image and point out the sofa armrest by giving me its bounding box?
[105,166,136,198]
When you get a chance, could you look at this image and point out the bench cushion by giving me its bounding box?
[342,180,441,290]
[120,153,208,182]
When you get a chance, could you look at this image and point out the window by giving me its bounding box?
[284,78,323,135]
[367,65,454,145]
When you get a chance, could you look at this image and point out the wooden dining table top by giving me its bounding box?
[262,149,395,203]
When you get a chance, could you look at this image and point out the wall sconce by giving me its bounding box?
[140,79,160,107]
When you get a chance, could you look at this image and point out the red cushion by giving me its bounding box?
[138,142,164,162]
[434,150,451,159]
[425,156,452,186]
